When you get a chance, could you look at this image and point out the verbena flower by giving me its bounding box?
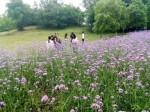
[118,88,123,93]
[41,95,49,102]
[70,109,75,112]
[91,103,100,109]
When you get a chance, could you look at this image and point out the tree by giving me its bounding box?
[93,0,129,34]
[38,0,84,28]
[142,0,148,4]
[0,15,16,33]
[147,0,150,29]
[122,0,148,6]
[122,0,132,6]
[82,0,99,31]
[6,0,32,31]
[128,0,147,30]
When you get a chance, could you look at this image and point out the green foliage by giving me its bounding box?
[122,0,148,6]
[147,0,150,29]
[37,0,84,29]
[128,0,147,29]
[82,0,99,10]
[82,0,99,32]
[6,0,32,31]
[122,0,132,6]
[0,15,16,32]
[142,0,149,4]
[93,0,129,33]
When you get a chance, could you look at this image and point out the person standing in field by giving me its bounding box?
[46,36,55,50]
[71,32,79,51]
[54,35,62,50]
[82,31,85,44]
[64,33,68,45]
[70,32,74,46]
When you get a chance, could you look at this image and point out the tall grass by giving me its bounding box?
[0,31,150,112]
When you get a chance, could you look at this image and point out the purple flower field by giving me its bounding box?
[0,31,150,112]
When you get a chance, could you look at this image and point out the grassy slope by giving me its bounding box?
[0,26,125,50]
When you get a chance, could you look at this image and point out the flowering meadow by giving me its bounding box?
[0,31,150,112]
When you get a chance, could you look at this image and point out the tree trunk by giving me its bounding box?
[17,23,24,31]
[100,34,102,38]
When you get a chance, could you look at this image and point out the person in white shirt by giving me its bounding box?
[64,33,68,46]
[46,36,55,50]
[82,31,85,44]
[71,33,78,49]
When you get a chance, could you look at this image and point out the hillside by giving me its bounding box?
[0,26,124,50]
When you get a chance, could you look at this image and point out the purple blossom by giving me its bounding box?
[28,90,33,93]
[112,104,118,109]
[95,95,100,100]
[14,78,20,83]
[118,88,123,93]
[73,96,79,100]
[0,102,5,107]
[141,110,149,112]
[21,77,26,86]
[110,96,114,99]
[127,75,133,80]
[82,96,87,100]
[91,103,100,109]
[41,95,49,102]
[136,82,142,87]
[50,97,56,103]
[70,109,75,112]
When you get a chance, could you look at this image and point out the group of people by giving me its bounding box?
[46,31,85,50]
[46,33,62,50]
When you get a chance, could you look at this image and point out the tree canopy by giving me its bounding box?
[6,0,32,31]
[0,15,16,32]
[128,0,147,30]
[0,0,150,33]
[93,0,128,33]
[82,0,99,32]
[147,0,150,29]
[37,0,84,29]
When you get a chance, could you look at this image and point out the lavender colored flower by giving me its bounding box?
[136,82,142,87]
[41,95,49,102]
[110,96,114,99]
[43,72,47,76]
[112,104,118,109]
[141,110,149,112]
[28,90,33,93]
[118,88,123,93]
[95,95,100,100]
[0,102,5,107]
[70,109,75,112]
[91,103,100,109]
[51,97,56,103]
[14,78,20,83]
[97,101,103,106]
[127,75,133,80]
[73,96,79,100]
[82,96,87,100]
[145,92,149,96]
[98,109,103,112]
[59,84,66,89]
[64,87,68,91]
[21,77,26,86]
[100,92,104,95]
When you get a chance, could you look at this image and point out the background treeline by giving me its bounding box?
[0,0,150,34]
[83,0,150,33]
[0,0,84,32]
